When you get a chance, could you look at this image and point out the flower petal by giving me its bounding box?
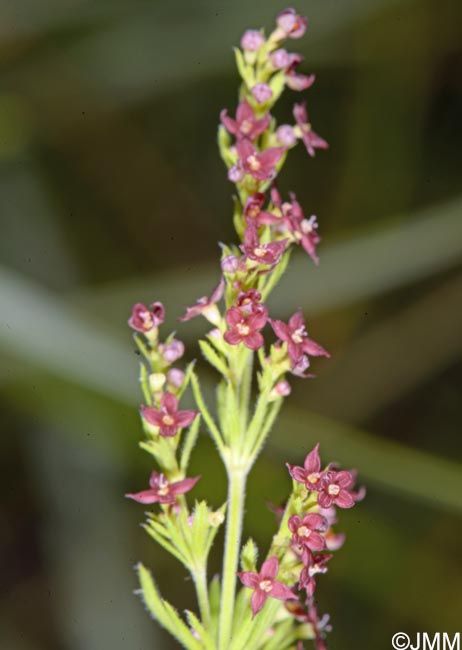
[175,410,198,428]
[141,406,163,426]
[237,571,260,589]
[125,489,160,504]
[303,443,321,473]
[170,475,201,495]
[261,556,279,579]
[244,332,264,350]
[269,581,297,601]
[335,489,355,509]
[251,590,267,617]
[161,392,178,414]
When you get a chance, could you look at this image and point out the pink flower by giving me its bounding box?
[273,379,291,397]
[223,303,268,350]
[286,71,315,92]
[180,278,224,322]
[293,103,328,157]
[240,29,265,52]
[244,193,278,227]
[266,189,321,264]
[276,8,307,39]
[141,392,198,437]
[221,254,240,273]
[221,101,270,141]
[242,223,287,266]
[125,471,200,505]
[236,288,263,313]
[318,470,356,509]
[271,49,302,70]
[128,302,165,332]
[237,556,296,617]
[251,83,273,104]
[288,513,328,552]
[236,139,285,181]
[299,553,332,597]
[270,310,329,372]
[286,443,323,491]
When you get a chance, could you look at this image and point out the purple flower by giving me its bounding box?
[221,254,239,273]
[293,103,328,157]
[237,556,297,617]
[318,470,356,509]
[271,48,298,70]
[276,124,297,147]
[128,302,165,332]
[287,443,323,491]
[180,278,224,323]
[276,8,308,39]
[235,288,263,313]
[224,303,268,350]
[242,223,287,266]
[286,71,315,92]
[236,139,285,181]
[244,193,277,227]
[125,471,200,505]
[240,29,265,52]
[288,513,328,552]
[221,100,270,141]
[159,338,185,363]
[270,310,329,372]
[141,392,198,437]
[251,83,273,105]
[299,553,333,597]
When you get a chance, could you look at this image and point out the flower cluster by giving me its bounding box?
[238,444,363,648]
[126,9,364,650]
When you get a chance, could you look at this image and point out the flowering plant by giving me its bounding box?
[126,9,364,650]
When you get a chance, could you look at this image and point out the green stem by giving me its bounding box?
[192,566,211,628]
[218,467,248,650]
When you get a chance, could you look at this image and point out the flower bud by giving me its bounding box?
[228,164,244,183]
[240,29,265,52]
[160,339,185,363]
[221,254,239,273]
[149,372,166,393]
[167,368,185,388]
[276,125,297,147]
[251,83,273,105]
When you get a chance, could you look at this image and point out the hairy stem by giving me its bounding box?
[192,566,211,628]
[218,467,248,650]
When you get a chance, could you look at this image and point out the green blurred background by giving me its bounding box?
[1,1,461,649]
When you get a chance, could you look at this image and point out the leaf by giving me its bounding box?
[185,610,216,650]
[217,125,235,167]
[136,563,203,650]
[199,339,229,377]
[234,47,254,88]
[180,414,201,471]
[268,71,286,104]
[240,537,258,572]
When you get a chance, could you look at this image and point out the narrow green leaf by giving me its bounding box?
[199,339,229,377]
[185,610,216,650]
[268,71,286,104]
[234,47,254,87]
[136,563,203,650]
[180,414,201,471]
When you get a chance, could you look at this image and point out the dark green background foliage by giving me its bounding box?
[0,1,461,649]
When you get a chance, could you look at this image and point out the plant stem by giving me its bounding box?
[192,566,211,628]
[218,466,248,650]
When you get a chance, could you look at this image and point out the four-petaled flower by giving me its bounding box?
[318,470,356,509]
[299,553,333,597]
[221,101,270,141]
[286,443,323,490]
[224,303,268,350]
[240,29,265,52]
[293,103,328,157]
[242,223,287,266]
[236,139,285,181]
[288,513,328,551]
[237,556,297,617]
[180,278,225,323]
[270,189,321,264]
[129,302,165,332]
[125,471,200,505]
[141,392,198,437]
[244,193,278,227]
[270,310,329,373]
